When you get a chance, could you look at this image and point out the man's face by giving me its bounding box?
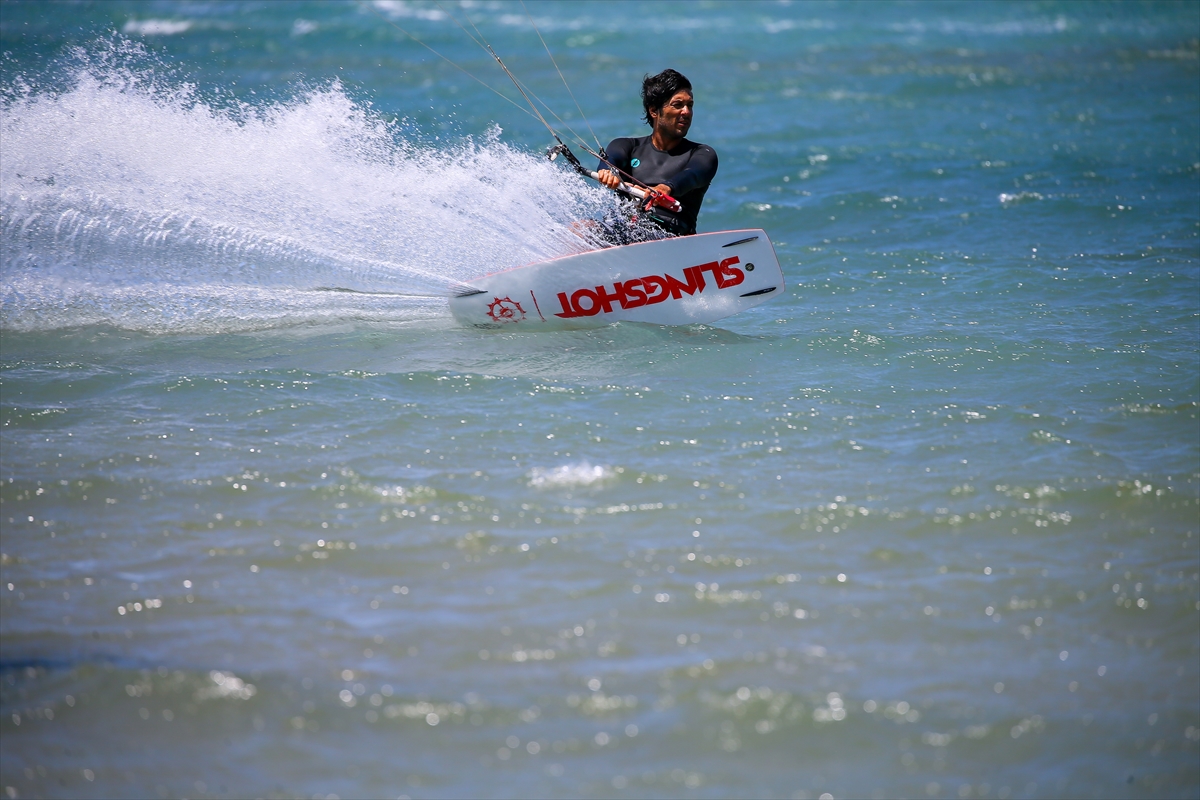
[652,90,693,140]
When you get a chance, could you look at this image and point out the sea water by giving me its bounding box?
[1,2,1197,798]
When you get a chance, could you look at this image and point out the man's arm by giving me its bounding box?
[662,144,718,196]
[598,138,633,173]
[597,138,634,190]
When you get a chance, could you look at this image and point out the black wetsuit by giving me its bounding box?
[600,136,718,236]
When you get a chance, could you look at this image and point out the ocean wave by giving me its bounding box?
[528,462,615,489]
[888,16,1072,37]
[998,191,1044,205]
[121,19,194,36]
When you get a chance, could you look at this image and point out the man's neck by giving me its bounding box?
[650,131,683,151]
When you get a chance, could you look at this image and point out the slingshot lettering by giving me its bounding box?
[554,256,744,318]
[487,296,526,322]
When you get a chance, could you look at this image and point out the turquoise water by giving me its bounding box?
[2,2,1198,798]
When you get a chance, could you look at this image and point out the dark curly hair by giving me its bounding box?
[642,69,692,126]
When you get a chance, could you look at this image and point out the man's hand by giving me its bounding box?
[598,171,673,201]
[597,169,622,189]
[641,185,682,213]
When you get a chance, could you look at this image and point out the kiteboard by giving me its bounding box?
[448,229,783,328]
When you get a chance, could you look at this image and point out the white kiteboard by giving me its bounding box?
[448,229,783,328]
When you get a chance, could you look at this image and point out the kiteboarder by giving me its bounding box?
[596,69,718,237]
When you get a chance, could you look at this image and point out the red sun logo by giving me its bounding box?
[487,296,526,323]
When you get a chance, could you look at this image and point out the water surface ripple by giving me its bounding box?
[1,2,1198,798]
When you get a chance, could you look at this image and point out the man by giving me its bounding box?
[597,69,718,237]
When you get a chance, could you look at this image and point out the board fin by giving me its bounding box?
[722,235,759,247]
[452,285,488,298]
[739,286,776,297]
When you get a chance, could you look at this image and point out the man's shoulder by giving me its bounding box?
[607,135,651,150]
[678,138,715,155]
[608,136,714,154]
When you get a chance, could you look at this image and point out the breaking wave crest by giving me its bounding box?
[528,462,615,489]
[1,40,618,333]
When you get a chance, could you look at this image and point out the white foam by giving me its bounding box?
[998,191,1044,205]
[122,19,194,37]
[196,671,257,701]
[528,463,614,489]
[371,1,447,23]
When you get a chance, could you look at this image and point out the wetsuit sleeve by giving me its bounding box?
[600,138,634,174]
[663,144,718,196]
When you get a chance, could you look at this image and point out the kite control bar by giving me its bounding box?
[548,144,682,214]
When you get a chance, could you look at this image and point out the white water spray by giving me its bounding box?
[1,43,620,333]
